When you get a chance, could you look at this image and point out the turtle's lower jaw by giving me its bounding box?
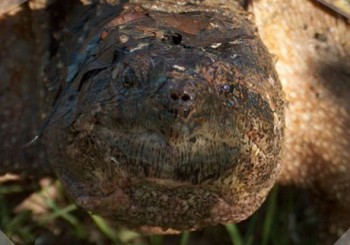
[86,123,242,183]
[47,102,278,230]
[72,174,268,231]
[47,71,281,230]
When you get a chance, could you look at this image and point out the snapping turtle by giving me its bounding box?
[0,0,349,239]
[42,0,285,231]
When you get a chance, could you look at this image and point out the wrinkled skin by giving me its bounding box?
[0,0,349,241]
[46,1,284,230]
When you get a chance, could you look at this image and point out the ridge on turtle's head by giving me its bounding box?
[46,3,285,231]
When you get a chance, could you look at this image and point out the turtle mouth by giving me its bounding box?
[163,104,195,120]
[99,124,240,184]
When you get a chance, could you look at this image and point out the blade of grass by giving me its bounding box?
[7,210,32,233]
[117,228,141,243]
[262,186,278,245]
[6,210,36,243]
[0,185,25,195]
[91,214,122,245]
[244,212,259,245]
[0,196,10,228]
[179,231,190,245]
[225,224,243,245]
[41,200,79,225]
[149,235,163,245]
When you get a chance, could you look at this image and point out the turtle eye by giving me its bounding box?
[122,67,139,88]
[219,84,234,95]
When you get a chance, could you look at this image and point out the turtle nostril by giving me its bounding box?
[170,92,179,101]
[170,92,192,103]
[181,93,191,102]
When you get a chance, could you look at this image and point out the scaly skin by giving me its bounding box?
[0,0,348,240]
[45,1,284,231]
[252,0,350,241]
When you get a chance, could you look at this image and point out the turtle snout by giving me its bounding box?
[163,80,198,119]
[169,90,193,104]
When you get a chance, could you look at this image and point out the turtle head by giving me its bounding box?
[47,5,285,231]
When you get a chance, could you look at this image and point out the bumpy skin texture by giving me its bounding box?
[45,1,284,231]
[252,0,350,239]
[1,0,349,239]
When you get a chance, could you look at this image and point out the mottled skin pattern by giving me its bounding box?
[46,1,284,231]
[252,0,350,240]
[0,0,349,240]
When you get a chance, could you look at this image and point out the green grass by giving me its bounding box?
[0,178,318,245]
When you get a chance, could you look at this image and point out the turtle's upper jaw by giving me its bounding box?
[69,48,245,183]
[78,46,242,142]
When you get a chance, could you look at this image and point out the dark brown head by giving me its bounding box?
[46,3,285,231]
